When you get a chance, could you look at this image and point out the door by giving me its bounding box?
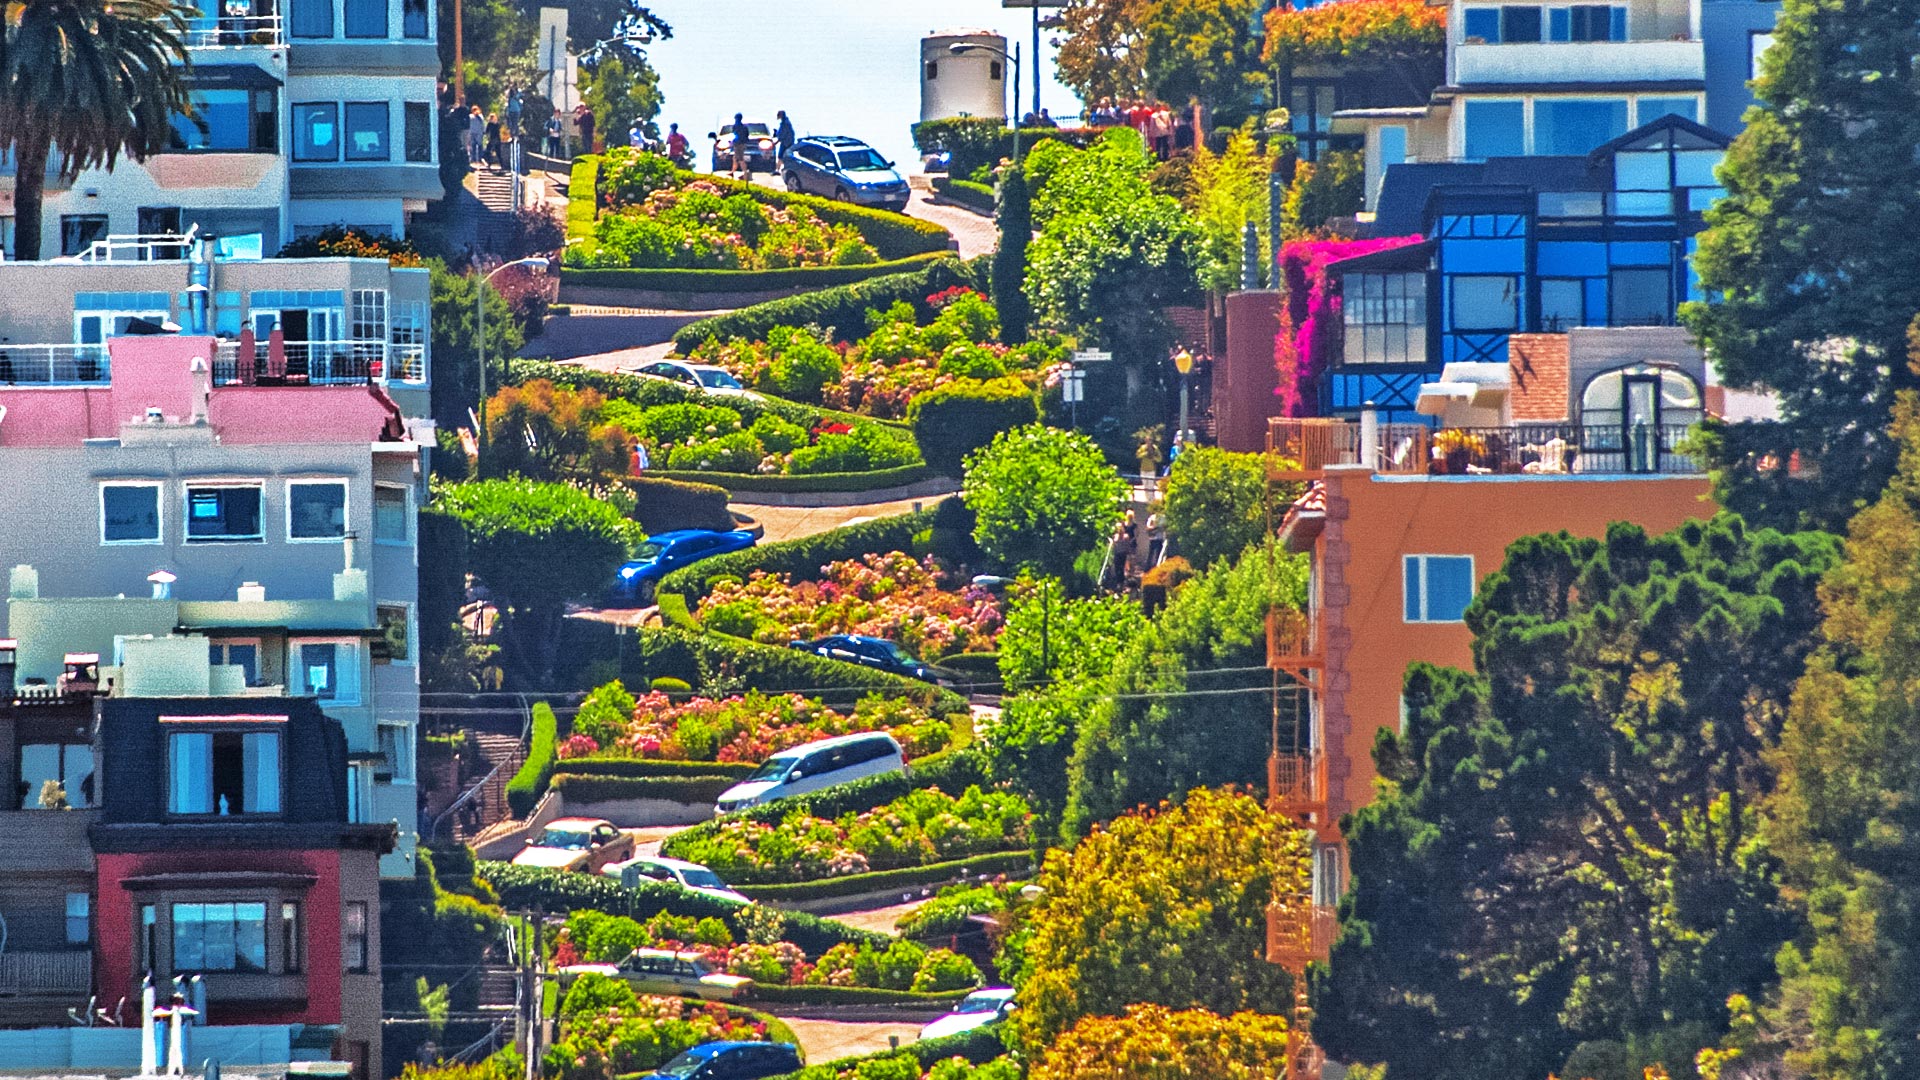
[1622,372,1660,472]
[280,308,311,378]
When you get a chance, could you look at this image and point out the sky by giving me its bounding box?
[642,0,1082,170]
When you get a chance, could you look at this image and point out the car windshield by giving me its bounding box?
[681,868,727,889]
[695,369,743,389]
[534,827,592,849]
[632,542,665,561]
[955,994,1008,1014]
[838,149,888,170]
[650,1051,710,1079]
[746,756,798,782]
[871,640,916,663]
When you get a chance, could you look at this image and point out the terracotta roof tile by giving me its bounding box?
[1508,334,1571,422]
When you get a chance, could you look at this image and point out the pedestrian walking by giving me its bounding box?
[729,112,750,177]
[466,104,485,165]
[484,112,503,169]
[574,103,596,155]
[666,122,690,168]
[629,117,645,149]
[505,83,524,135]
[545,109,563,158]
[775,110,795,172]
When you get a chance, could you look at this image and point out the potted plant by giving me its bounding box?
[1432,429,1487,474]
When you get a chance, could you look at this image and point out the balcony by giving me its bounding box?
[0,344,110,385]
[213,337,427,387]
[1266,609,1322,675]
[1453,38,1704,86]
[0,952,92,996]
[1268,418,1704,477]
[182,13,284,47]
[1265,902,1338,968]
[1268,752,1328,816]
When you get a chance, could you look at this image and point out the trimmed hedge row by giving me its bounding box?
[565,157,598,241]
[657,507,938,604]
[911,118,1107,182]
[558,756,759,780]
[510,359,909,437]
[671,256,989,352]
[930,176,996,215]
[767,1027,1007,1080]
[549,772,736,804]
[641,463,933,496]
[505,702,560,818]
[748,984,974,1007]
[694,172,953,261]
[475,861,886,954]
[560,253,950,295]
[733,851,1033,904]
[659,746,991,863]
[906,377,1039,477]
[627,627,969,715]
[624,475,734,534]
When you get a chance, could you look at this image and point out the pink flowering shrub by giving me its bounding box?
[544,992,766,1080]
[695,551,1002,659]
[1273,233,1424,415]
[562,683,954,763]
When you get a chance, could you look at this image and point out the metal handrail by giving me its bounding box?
[75,224,198,263]
[448,1020,509,1064]
[429,758,505,844]
[0,345,112,384]
[183,13,284,46]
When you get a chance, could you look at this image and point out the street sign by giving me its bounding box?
[1062,369,1086,403]
[1072,349,1113,364]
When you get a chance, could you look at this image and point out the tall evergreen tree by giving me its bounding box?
[995,164,1033,346]
[1683,0,1920,531]
[1314,517,1837,1080]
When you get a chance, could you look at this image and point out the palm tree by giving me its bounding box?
[0,0,194,260]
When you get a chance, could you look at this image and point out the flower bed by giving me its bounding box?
[684,288,1066,420]
[696,551,1001,659]
[604,397,918,477]
[548,987,774,1080]
[895,879,1018,939]
[667,785,1031,885]
[564,681,956,764]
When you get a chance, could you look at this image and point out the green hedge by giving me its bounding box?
[624,475,733,534]
[550,772,737,804]
[642,463,931,495]
[558,757,758,779]
[476,861,884,954]
[911,119,1108,181]
[931,176,996,214]
[748,984,975,1007]
[505,702,560,818]
[660,746,990,863]
[671,256,989,352]
[627,627,969,714]
[656,591,701,630]
[933,652,1002,694]
[658,508,938,604]
[566,157,599,242]
[734,851,1033,904]
[767,1027,1007,1080]
[510,359,907,437]
[907,378,1040,477]
[561,252,950,295]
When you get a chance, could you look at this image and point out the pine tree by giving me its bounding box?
[994,165,1033,346]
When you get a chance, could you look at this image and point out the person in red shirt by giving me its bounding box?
[665,123,690,167]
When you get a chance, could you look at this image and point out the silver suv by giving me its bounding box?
[781,135,910,212]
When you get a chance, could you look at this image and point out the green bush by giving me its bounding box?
[696,172,953,261]
[766,1027,1007,1080]
[1160,446,1272,569]
[560,972,638,1018]
[650,677,693,694]
[509,359,906,439]
[566,157,600,244]
[642,463,930,495]
[733,852,1032,904]
[766,326,844,402]
[657,508,937,604]
[749,413,809,455]
[666,430,764,473]
[556,757,756,780]
[626,626,968,713]
[623,476,733,534]
[931,176,996,214]
[910,119,1102,183]
[559,254,948,295]
[477,861,884,954]
[671,256,988,352]
[505,702,560,817]
[549,773,739,804]
[908,378,1040,477]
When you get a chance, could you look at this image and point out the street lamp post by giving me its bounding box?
[1172,347,1195,449]
[951,41,1024,164]
[476,256,551,469]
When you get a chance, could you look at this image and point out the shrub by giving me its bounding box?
[671,257,987,352]
[750,413,809,455]
[666,430,764,473]
[961,426,1130,578]
[766,326,844,402]
[693,552,1001,659]
[505,702,560,817]
[908,378,1041,477]
[896,880,1016,938]
[560,972,639,1017]
[626,627,969,714]
[651,677,693,693]
[912,949,985,993]
[624,476,733,534]
[1161,447,1273,568]
[657,509,936,604]
[560,684,954,763]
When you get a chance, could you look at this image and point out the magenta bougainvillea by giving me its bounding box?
[1273,234,1424,416]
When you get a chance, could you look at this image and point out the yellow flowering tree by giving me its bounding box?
[1030,1005,1292,1080]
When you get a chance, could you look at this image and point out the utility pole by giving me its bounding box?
[453,0,464,105]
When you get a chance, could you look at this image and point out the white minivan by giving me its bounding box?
[715,731,906,815]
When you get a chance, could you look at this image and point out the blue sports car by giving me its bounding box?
[613,529,756,604]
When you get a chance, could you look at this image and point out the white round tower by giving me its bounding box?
[920,28,1009,123]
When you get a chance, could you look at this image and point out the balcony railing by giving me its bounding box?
[0,344,110,384]
[1268,418,1703,477]
[1268,752,1328,814]
[0,951,91,996]
[213,338,427,386]
[183,13,284,46]
[74,226,197,262]
[1453,38,1704,85]
[1265,903,1338,968]
[1266,609,1321,672]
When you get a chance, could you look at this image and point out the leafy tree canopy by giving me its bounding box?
[1030,1004,1292,1080]
[1262,0,1446,102]
[1315,515,1839,1080]
[1189,129,1279,291]
[1160,446,1278,568]
[429,260,524,431]
[1055,0,1269,126]
[962,425,1130,578]
[482,379,637,491]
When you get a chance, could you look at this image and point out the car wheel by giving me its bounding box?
[636,579,657,606]
[834,186,850,202]
[786,171,803,192]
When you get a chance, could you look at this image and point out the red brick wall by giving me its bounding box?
[1508,334,1571,422]
[1216,292,1285,452]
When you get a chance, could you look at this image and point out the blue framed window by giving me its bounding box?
[344,0,384,37]
[289,0,331,37]
[1464,7,1501,39]
[1450,276,1520,331]
[1638,96,1698,124]
[1463,100,1524,159]
[1534,98,1628,155]
[293,103,338,161]
[402,0,427,36]
[1501,6,1543,41]
[343,101,390,161]
[1405,555,1475,623]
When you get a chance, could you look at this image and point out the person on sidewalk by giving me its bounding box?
[505,83,524,136]
[545,109,564,158]
[466,104,485,165]
[484,112,503,170]
[774,110,795,172]
[574,103,596,155]
[666,123,690,168]
[729,112,750,177]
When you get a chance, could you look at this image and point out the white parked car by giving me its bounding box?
[623,359,757,399]
[558,947,754,1001]
[920,987,1016,1040]
[715,732,906,815]
[601,855,752,905]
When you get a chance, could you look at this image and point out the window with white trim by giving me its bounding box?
[167,728,282,815]
[185,483,264,542]
[101,482,163,544]
[1404,555,1476,623]
[376,602,412,664]
[287,479,348,541]
[293,639,361,704]
[378,720,416,783]
[373,484,411,543]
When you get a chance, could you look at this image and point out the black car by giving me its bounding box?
[790,634,936,682]
[640,1041,801,1080]
[781,135,911,212]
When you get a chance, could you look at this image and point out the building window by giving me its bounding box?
[167,729,282,815]
[1462,99,1524,159]
[1750,31,1775,80]
[1609,267,1672,325]
[1638,96,1697,124]
[209,640,262,686]
[343,0,384,36]
[296,640,361,703]
[60,215,109,257]
[390,300,427,382]
[988,61,1002,81]
[377,603,413,664]
[404,102,432,162]
[173,902,269,972]
[102,482,163,544]
[1343,272,1427,366]
[289,0,331,36]
[19,743,94,809]
[924,60,938,80]
[293,103,339,161]
[351,288,388,341]
[288,480,348,541]
[402,0,428,36]
[1540,278,1586,330]
[281,902,302,973]
[1557,4,1624,41]
[373,484,411,543]
[1533,97,1628,155]
[185,483,263,542]
[344,902,369,972]
[347,761,374,822]
[1449,275,1519,331]
[140,905,159,972]
[1404,555,1476,623]
[379,720,416,782]
[170,89,276,151]
[66,893,90,946]
[344,102,390,160]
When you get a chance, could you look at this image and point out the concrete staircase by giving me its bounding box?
[451,732,526,844]
[470,167,518,253]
